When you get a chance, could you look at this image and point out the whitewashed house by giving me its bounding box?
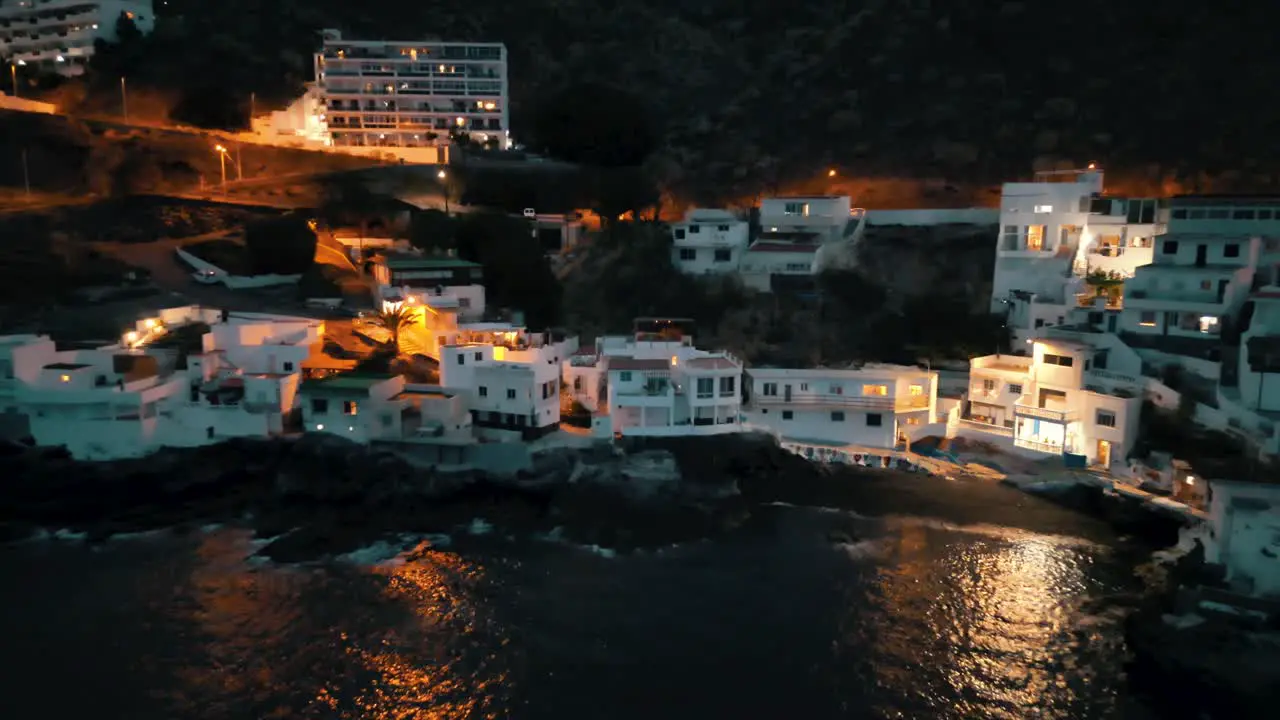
[0,334,55,413]
[960,338,1142,466]
[738,239,822,292]
[759,196,854,242]
[438,329,574,440]
[1203,478,1280,598]
[744,365,938,450]
[564,319,743,437]
[991,168,1167,345]
[670,208,750,275]
[370,253,486,322]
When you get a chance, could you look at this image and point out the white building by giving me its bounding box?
[564,319,744,438]
[744,365,938,450]
[739,239,821,292]
[1203,478,1280,598]
[670,208,750,275]
[759,196,854,242]
[991,168,1167,344]
[313,29,509,150]
[370,253,485,320]
[438,329,574,440]
[960,337,1142,467]
[0,0,153,76]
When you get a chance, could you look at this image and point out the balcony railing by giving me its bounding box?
[1014,438,1064,454]
[1014,404,1075,422]
[753,394,928,411]
[958,418,1014,437]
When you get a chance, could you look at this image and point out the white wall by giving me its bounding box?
[746,405,898,448]
[760,196,852,228]
[1206,481,1280,597]
[865,208,999,226]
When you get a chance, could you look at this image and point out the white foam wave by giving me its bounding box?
[336,541,404,566]
[52,529,87,541]
[467,518,493,536]
[834,540,883,559]
[880,515,1102,549]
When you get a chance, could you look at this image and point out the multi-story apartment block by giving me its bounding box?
[992,168,1167,345]
[960,338,1141,467]
[0,0,154,76]
[564,318,744,437]
[670,209,750,275]
[313,29,509,150]
[743,365,937,450]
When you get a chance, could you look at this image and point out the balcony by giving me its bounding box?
[1014,404,1075,422]
[959,417,1014,437]
[753,393,926,412]
[1124,289,1226,313]
[1013,438,1064,454]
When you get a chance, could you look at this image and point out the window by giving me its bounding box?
[1199,280,1212,291]
[905,417,921,426]
[909,384,924,396]
[620,371,633,382]
[688,225,701,234]
[283,361,294,372]
[782,410,793,420]
[381,414,393,428]
[800,383,809,391]
[678,248,696,261]
[1033,204,1053,213]
[310,398,329,413]
[1208,209,1229,219]
[1260,209,1274,220]
[1139,311,1157,327]
[783,202,809,216]
[714,249,732,262]
[831,411,846,422]
[1172,209,1187,219]
[1026,225,1045,251]
[1189,209,1205,219]
[696,378,714,398]
[1233,209,1256,220]
[674,229,686,240]
[762,382,778,396]
[1042,353,1074,367]
[479,386,488,397]
[1096,410,1117,428]
[1162,240,1179,255]
[1008,383,1023,395]
[866,413,883,427]
[862,384,888,396]
[1224,243,1240,258]
[717,225,730,231]
[719,376,735,396]
[456,354,464,365]
[831,384,844,395]
[982,378,995,392]
[474,351,483,361]
[459,298,471,308]
[573,376,582,391]
[342,400,358,415]
[506,389,516,400]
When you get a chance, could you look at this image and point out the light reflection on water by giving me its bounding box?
[0,508,1145,720]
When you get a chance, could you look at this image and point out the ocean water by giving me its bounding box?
[0,480,1158,719]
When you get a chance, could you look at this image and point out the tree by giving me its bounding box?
[372,305,418,354]
[408,209,457,252]
[528,82,658,167]
[453,211,562,328]
[318,172,397,239]
[243,214,316,275]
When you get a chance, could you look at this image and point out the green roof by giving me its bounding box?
[300,373,397,393]
[384,256,481,270]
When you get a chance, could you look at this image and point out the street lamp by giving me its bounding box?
[120,76,128,122]
[437,168,449,214]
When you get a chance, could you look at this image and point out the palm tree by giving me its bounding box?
[372,305,418,354]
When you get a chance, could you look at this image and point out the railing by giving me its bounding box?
[1014,438,1064,454]
[896,395,931,411]
[1086,369,1141,385]
[958,418,1014,437]
[754,394,894,410]
[614,385,672,397]
[1014,404,1075,422]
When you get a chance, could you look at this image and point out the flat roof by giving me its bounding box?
[383,255,481,270]
[748,241,820,254]
[392,389,454,399]
[748,366,922,380]
[686,357,738,370]
[608,357,670,371]
[300,373,397,393]
[44,362,90,370]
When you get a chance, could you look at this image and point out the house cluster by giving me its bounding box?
[669,196,863,292]
[972,165,1280,468]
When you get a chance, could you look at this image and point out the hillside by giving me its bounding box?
[98,0,1280,203]
[851,224,997,314]
[0,111,376,200]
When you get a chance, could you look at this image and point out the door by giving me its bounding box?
[784,384,792,402]
[1217,279,1229,303]
[1195,245,1207,267]
[1097,439,1112,468]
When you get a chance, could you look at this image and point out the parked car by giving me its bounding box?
[192,269,220,284]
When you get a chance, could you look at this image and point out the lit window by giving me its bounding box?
[908,384,924,396]
[1096,411,1117,428]
[862,384,888,396]
[343,400,358,415]
[1138,311,1157,327]
[59,374,70,383]
[1026,225,1046,251]
[1199,316,1220,333]
[1034,205,1053,213]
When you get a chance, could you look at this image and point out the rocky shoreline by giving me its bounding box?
[0,433,833,562]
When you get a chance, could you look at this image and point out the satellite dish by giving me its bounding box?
[522,208,536,218]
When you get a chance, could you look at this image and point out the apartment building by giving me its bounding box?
[0,0,153,76]
[991,168,1167,344]
[744,365,937,450]
[313,29,509,150]
[670,209,750,275]
[564,318,744,437]
[961,338,1141,467]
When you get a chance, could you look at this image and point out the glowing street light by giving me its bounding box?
[828,168,837,177]
[214,145,242,192]
[437,168,450,214]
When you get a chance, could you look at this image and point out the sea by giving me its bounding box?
[0,475,1164,720]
